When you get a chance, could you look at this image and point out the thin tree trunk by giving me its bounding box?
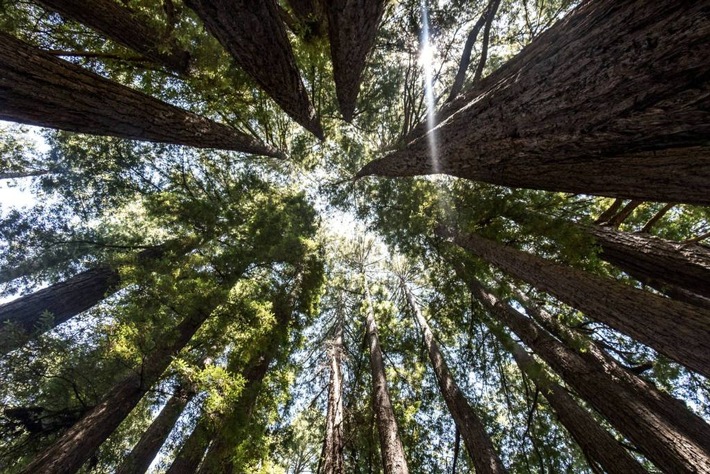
[594,199,625,225]
[35,0,190,74]
[587,225,710,299]
[19,295,222,474]
[401,281,506,474]
[358,0,710,205]
[363,282,409,474]
[0,170,48,179]
[465,276,710,473]
[640,203,675,233]
[471,0,501,84]
[322,313,345,474]
[116,388,194,474]
[166,417,211,474]
[184,0,323,139]
[438,226,710,378]
[606,200,642,228]
[325,0,387,122]
[0,32,280,157]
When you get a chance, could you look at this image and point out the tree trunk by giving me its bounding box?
[363,282,409,474]
[166,417,211,474]
[184,0,323,139]
[0,32,280,157]
[322,313,345,474]
[640,203,675,233]
[357,0,710,205]
[0,170,48,180]
[325,0,387,122]
[115,389,194,474]
[35,0,190,74]
[439,226,710,378]
[588,225,710,299]
[605,200,643,228]
[465,276,710,473]
[19,294,222,474]
[401,281,506,474]
[489,324,647,474]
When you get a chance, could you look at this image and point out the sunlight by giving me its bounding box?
[420,1,440,174]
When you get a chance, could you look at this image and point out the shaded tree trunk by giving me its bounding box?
[401,281,506,473]
[358,0,710,205]
[325,0,387,122]
[115,388,194,474]
[471,0,501,84]
[322,313,345,474]
[605,200,642,228]
[0,170,48,180]
[35,0,190,74]
[640,203,675,233]
[465,275,710,473]
[184,0,323,139]
[363,282,409,473]
[438,226,710,378]
[0,32,280,157]
[166,417,211,474]
[594,199,625,225]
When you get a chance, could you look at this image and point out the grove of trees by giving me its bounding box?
[0,0,708,472]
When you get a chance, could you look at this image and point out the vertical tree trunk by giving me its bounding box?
[401,281,506,474]
[166,417,211,474]
[357,0,710,205]
[0,32,280,157]
[322,313,345,474]
[465,275,710,473]
[325,0,387,122]
[438,226,710,378]
[115,389,194,474]
[35,0,190,74]
[363,282,409,474]
[184,0,323,139]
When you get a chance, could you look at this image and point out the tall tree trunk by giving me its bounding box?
[0,32,280,157]
[322,313,345,474]
[363,282,409,474]
[438,226,710,378]
[35,0,190,74]
[166,416,211,474]
[587,225,710,299]
[464,275,710,473]
[184,0,323,139]
[115,388,194,474]
[19,293,223,474]
[357,0,710,205]
[470,0,501,84]
[606,200,643,228]
[640,203,675,233]
[325,0,387,122]
[401,281,506,473]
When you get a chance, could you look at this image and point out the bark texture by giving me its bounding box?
[364,284,409,474]
[402,282,506,474]
[166,418,211,474]
[467,277,710,473]
[0,32,280,157]
[325,0,387,122]
[36,0,190,74]
[358,0,710,205]
[322,315,345,474]
[440,227,710,378]
[184,0,323,139]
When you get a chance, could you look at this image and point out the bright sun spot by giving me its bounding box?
[419,42,434,66]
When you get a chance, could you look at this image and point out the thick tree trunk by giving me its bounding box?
[166,417,211,474]
[184,0,323,139]
[0,32,280,157]
[588,225,710,299]
[115,389,194,474]
[357,0,710,205]
[401,281,506,474]
[325,0,387,122]
[19,298,219,474]
[466,276,710,473]
[322,314,345,474]
[35,0,190,74]
[439,226,710,378]
[363,283,409,474]
[490,326,647,474]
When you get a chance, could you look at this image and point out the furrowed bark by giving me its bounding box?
[325,0,387,122]
[438,226,710,378]
[322,313,345,474]
[358,0,710,205]
[401,281,506,474]
[184,0,323,139]
[0,32,281,157]
[35,0,190,74]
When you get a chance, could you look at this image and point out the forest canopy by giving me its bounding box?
[0,0,708,473]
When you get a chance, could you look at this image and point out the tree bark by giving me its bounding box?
[605,200,642,228]
[594,199,625,225]
[325,0,387,122]
[115,388,194,474]
[0,32,281,157]
[166,417,211,474]
[466,276,710,473]
[640,203,675,233]
[357,0,710,205]
[401,281,506,474]
[35,0,190,74]
[587,225,710,299]
[471,0,501,85]
[439,226,710,378]
[322,313,345,474]
[363,282,409,474]
[184,0,323,139]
